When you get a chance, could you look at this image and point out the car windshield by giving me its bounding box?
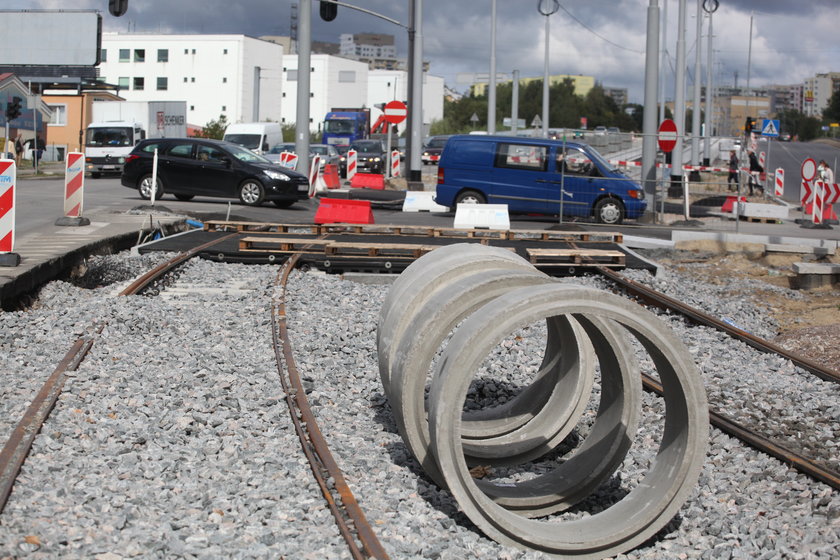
[428,137,449,148]
[585,145,620,173]
[270,144,295,154]
[225,143,271,163]
[85,127,133,147]
[350,141,382,152]
[224,134,261,150]
[311,146,328,155]
[325,120,354,134]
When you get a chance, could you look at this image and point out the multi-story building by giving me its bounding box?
[97,33,284,128]
[339,33,401,70]
[803,72,840,118]
[471,74,596,98]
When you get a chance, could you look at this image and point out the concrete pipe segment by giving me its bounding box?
[377,244,709,558]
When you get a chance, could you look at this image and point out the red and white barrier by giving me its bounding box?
[391,150,401,178]
[308,155,321,198]
[279,152,298,169]
[346,149,357,181]
[0,159,16,254]
[774,168,784,198]
[812,181,824,225]
[64,152,85,217]
[759,151,766,170]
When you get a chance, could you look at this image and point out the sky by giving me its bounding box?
[6,0,840,104]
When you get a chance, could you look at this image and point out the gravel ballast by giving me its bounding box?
[0,251,838,559]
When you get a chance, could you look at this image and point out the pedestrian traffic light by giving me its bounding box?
[319,0,338,21]
[744,117,755,134]
[108,0,129,17]
[5,96,22,121]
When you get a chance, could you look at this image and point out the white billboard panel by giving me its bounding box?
[0,11,101,66]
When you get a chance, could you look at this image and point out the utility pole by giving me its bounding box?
[642,0,660,204]
[690,0,702,166]
[488,0,497,135]
[702,0,718,166]
[671,0,687,189]
[407,0,424,185]
[294,0,311,177]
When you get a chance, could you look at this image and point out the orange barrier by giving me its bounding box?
[721,195,746,213]
[314,198,375,224]
[803,202,839,223]
[323,164,341,189]
[350,172,385,190]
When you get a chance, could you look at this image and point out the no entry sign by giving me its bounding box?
[801,158,817,181]
[658,119,677,153]
[383,100,408,125]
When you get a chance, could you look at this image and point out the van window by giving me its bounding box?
[494,143,547,171]
[558,147,594,175]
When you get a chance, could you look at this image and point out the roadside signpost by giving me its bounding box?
[657,119,677,153]
[383,101,407,178]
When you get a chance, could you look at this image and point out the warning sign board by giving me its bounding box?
[761,119,780,138]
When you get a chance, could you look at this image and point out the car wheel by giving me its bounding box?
[273,199,295,208]
[238,179,265,206]
[455,190,487,205]
[594,198,625,225]
[175,194,194,201]
[138,174,164,200]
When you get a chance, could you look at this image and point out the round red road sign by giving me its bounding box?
[801,158,817,181]
[383,100,408,125]
[658,119,678,153]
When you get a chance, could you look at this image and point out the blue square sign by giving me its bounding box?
[761,119,780,137]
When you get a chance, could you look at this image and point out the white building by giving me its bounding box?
[340,33,397,61]
[97,33,284,128]
[803,72,840,118]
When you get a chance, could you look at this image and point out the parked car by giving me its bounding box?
[434,135,646,225]
[121,138,310,208]
[779,133,791,142]
[422,135,451,165]
[593,126,608,136]
[607,127,620,134]
[266,143,340,170]
[345,139,387,174]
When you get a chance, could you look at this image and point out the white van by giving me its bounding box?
[223,122,282,155]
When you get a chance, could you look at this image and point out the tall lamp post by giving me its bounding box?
[538,0,559,138]
[702,0,718,166]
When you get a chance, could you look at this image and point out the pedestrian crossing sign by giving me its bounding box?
[761,119,780,137]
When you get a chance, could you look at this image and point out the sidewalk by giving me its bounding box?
[14,160,65,178]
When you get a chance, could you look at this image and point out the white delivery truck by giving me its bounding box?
[223,122,282,155]
[85,100,187,177]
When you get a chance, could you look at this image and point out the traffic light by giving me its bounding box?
[744,117,755,134]
[108,0,129,17]
[5,96,22,121]
[319,0,338,21]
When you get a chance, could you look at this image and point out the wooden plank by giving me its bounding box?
[239,236,331,252]
[526,248,625,267]
[325,242,438,259]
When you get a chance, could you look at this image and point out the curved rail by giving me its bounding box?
[0,233,239,514]
[595,266,840,491]
[272,255,390,560]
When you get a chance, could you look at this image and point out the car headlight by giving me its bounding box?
[263,169,291,181]
[373,157,381,162]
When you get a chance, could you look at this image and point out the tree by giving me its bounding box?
[822,90,840,124]
[193,114,229,139]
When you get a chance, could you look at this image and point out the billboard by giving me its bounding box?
[0,10,101,66]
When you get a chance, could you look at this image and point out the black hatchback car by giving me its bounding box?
[121,138,310,207]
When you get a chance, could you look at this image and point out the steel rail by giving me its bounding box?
[589,264,840,490]
[596,266,840,384]
[272,254,390,560]
[0,233,238,514]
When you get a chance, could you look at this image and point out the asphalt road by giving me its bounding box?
[759,140,840,204]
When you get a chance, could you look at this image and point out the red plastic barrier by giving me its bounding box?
[350,173,385,190]
[323,164,341,189]
[721,195,746,213]
[803,202,838,222]
[313,198,375,224]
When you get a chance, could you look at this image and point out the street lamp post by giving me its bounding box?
[538,0,559,139]
[702,0,718,166]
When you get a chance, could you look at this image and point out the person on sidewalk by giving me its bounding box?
[818,160,834,186]
[747,150,763,196]
[14,135,23,166]
[32,136,45,168]
[727,150,738,190]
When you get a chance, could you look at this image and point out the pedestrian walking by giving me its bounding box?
[747,149,763,196]
[727,150,738,190]
[32,136,45,169]
[4,137,13,160]
[14,135,23,166]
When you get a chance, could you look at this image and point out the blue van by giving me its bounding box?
[434,135,646,224]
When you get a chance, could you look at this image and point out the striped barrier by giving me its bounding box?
[308,155,321,198]
[346,149,357,182]
[279,152,298,169]
[0,159,19,266]
[775,168,784,198]
[64,152,85,217]
[391,150,401,178]
[813,181,824,225]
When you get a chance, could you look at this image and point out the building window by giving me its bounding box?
[118,76,130,89]
[134,49,145,62]
[133,77,145,90]
[101,49,107,62]
[282,92,286,98]
[191,77,195,83]
[190,105,195,111]
[48,104,67,126]
[192,49,196,54]
[222,77,227,83]
[183,77,188,83]
[184,48,189,55]
[157,49,169,62]
[339,71,356,83]
[157,77,168,91]
[223,48,228,55]
[221,106,226,111]
[119,49,130,62]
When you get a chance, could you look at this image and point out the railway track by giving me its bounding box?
[0,228,838,557]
